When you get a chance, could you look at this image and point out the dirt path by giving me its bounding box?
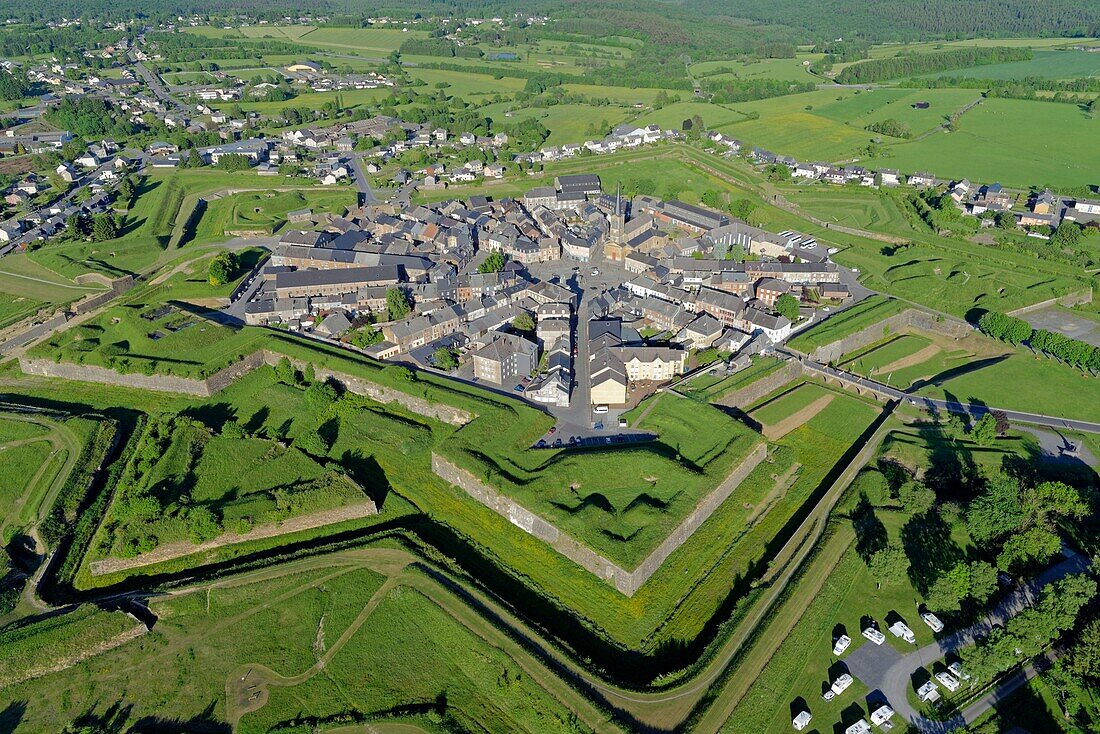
[873,342,942,376]
[744,463,801,526]
[90,501,379,576]
[762,394,834,440]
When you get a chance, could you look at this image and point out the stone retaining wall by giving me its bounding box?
[18,350,474,426]
[717,361,805,409]
[432,452,632,592]
[627,441,768,591]
[72,275,135,315]
[1006,287,1093,316]
[20,357,214,396]
[265,353,473,426]
[808,309,971,365]
[432,440,768,596]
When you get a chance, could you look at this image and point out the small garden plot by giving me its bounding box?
[751,382,837,440]
[840,333,936,378]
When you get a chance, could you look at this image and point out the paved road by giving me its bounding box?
[133,62,186,111]
[845,549,1090,732]
[348,152,378,205]
[785,351,1100,435]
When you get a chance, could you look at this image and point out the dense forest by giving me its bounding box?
[3,0,1099,43]
[693,0,1100,41]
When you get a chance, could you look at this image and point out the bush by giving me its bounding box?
[186,507,222,544]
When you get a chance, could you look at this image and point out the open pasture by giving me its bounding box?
[476,101,634,146]
[878,97,1100,189]
[636,101,747,131]
[691,56,819,83]
[293,26,429,54]
[715,90,876,161]
[407,67,527,97]
[815,87,983,136]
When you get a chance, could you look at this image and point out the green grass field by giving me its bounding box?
[815,87,983,136]
[92,416,368,559]
[782,186,916,231]
[407,67,528,97]
[194,189,355,240]
[636,101,747,130]
[750,382,835,427]
[691,56,820,83]
[295,26,429,54]
[30,262,269,380]
[0,552,608,734]
[916,349,1100,423]
[715,89,877,161]
[28,170,312,280]
[475,101,633,146]
[879,97,1100,189]
[840,333,933,374]
[0,255,97,324]
[682,355,786,401]
[0,441,53,526]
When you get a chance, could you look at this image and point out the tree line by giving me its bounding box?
[835,46,1032,84]
[978,310,1100,373]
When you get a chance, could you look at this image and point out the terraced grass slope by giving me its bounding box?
[787,296,907,353]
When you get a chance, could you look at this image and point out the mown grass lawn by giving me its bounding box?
[915,349,1100,423]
